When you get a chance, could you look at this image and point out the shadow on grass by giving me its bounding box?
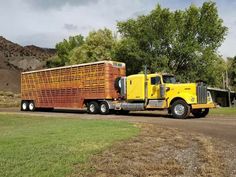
[34,108,201,120]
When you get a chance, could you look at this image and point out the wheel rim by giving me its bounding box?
[174,104,185,116]
[100,104,107,113]
[22,103,27,110]
[90,104,95,112]
[29,103,34,110]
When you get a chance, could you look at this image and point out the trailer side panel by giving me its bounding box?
[21,61,125,108]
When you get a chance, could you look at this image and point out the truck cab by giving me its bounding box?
[116,73,215,119]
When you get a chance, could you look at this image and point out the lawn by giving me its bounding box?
[210,107,236,116]
[0,114,138,177]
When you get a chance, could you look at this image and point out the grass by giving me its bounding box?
[0,114,138,177]
[0,91,20,108]
[210,107,236,116]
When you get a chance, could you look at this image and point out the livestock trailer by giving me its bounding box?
[21,61,125,111]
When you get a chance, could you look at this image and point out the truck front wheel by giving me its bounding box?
[87,101,99,114]
[191,108,209,118]
[171,100,190,119]
[99,101,110,115]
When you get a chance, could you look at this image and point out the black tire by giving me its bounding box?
[114,77,121,93]
[191,108,209,118]
[171,100,190,119]
[99,101,110,115]
[28,101,36,111]
[116,110,130,115]
[87,101,99,114]
[21,101,29,111]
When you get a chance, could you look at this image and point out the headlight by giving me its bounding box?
[207,91,213,102]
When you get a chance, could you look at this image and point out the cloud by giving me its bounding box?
[131,10,147,18]
[23,0,99,10]
[15,33,67,48]
[64,24,78,31]
[0,0,235,57]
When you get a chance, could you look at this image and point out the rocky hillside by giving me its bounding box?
[0,36,56,93]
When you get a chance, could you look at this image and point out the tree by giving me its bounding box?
[114,38,144,75]
[47,35,84,67]
[116,2,227,86]
[228,57,236,91]
[69,28,116,64]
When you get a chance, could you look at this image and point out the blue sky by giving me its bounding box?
[0,0,235,58]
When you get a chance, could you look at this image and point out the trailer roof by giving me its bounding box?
[22,60,125,74]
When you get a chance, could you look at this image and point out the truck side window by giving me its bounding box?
[151,77,160,85]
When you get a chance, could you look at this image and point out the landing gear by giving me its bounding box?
[191,108,209,118]
[171,100,190,119]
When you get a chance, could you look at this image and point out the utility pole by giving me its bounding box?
[222,72,225,89]
[226,70,232,107]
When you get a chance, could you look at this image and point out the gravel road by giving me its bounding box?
[1,107,235,145]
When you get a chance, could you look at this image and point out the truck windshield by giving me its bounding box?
[163,75,176,83]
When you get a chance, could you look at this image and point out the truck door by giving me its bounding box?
[148,76,161,99]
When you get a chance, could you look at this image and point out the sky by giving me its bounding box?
[0,0,235,58]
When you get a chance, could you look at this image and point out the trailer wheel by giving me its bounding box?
[171,100,190,119]
[87,101,99,114]
[21,101,29,111]
[99,101,110,115]
[28,101,36,111]
[191,108,209,118]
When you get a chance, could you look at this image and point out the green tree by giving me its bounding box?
[116,2,227,86]
[47,35,84,67]
[228,57,236,91]
[114,38,144,75]
[69,28,116,64]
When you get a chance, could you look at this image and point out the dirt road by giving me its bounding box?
[1,107,235,145]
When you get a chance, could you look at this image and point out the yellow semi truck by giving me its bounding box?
[112,72,215,118]
[21,61,215,119]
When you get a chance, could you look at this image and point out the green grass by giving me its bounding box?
[210,107,236,116]
[0,114,138,177]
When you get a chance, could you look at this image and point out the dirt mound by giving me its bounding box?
[0,36,56,93]
[75,124,236,177]
[0,69,20,93]
[24,45,56,60]
[0,36,55,60]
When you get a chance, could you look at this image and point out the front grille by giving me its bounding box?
[197,83,207,104]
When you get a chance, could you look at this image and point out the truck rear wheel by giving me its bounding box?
[21,101,29,111]
[87,101,99,114]
[191,108,209,118]
[99,101,110,115]
[171,100,190,119]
